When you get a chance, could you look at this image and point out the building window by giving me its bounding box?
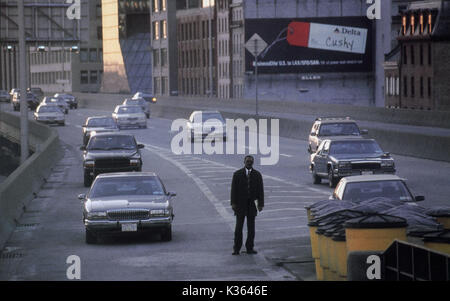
[403,46,407,65]
[410,45,415,65]
[161,76,166,95]
[403,76,408,97]
[89,49,98,62]
[97,26,103,40]
[428,77,432,98]
[80,71,89,84]
[420,77,424,98]
[80,49,88,62]
[162,20,167,39]
[161,48,168,66]
[153,49,160,66]
[90,71,98,84]
[153,0,159,12]
[153,21,160,40]
[161,0,166,11]
[428,43,432,65]
[411,77,415,98]
[420,44,423,65]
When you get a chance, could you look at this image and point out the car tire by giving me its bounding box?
[328,169,338,188]
[85,229,97,244]
[84,172,92,187]
[312,166,321,185]
[161,226,172,242]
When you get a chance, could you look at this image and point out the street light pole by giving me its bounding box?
[208,0,213,98]
[18,0,29,163]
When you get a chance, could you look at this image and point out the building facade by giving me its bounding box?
[384,0,450,110]
[28,0,104,93]
[151,0,178,96]
[102,0,152,94]
[175,0,215,97]
[0,0,91,92]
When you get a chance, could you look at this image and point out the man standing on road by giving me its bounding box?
[231,155,264,255]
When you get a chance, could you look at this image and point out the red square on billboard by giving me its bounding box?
[287,21,310,48]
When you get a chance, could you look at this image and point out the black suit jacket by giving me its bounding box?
[230,168,264,217]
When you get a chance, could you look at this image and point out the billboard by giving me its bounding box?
[245,17,374,74]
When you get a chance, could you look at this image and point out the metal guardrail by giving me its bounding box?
[383,240,450,281]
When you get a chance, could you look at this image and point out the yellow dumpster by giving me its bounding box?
[344,214,408,253]
[423,230,450,255]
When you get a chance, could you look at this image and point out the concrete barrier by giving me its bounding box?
[0,111,62,249]
[71,93,450,163]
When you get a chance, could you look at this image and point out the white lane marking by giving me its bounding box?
[267,190,310,193]
[272,225,309,231]
[259,216,307,222]
[266,195,322,199]
[280,154,293,158]
[142,144,297,281]
[261,208,306,214]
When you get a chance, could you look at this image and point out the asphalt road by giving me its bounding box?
[1,103,449,281]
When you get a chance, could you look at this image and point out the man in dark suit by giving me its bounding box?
[230,155,264,255]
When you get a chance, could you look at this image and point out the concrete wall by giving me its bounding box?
[0,112,62,249]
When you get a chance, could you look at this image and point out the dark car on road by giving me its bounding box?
[310,139,395,187]
[82,116,119,146]
[308,117,368,154]
[54,93,78,109]
[0,90,9,102]
[11,91,39,111]
[27,87,44,100]
[80,133,144,187]
[79,172,176,244]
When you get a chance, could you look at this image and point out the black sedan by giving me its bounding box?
[80,133,144,187]
[310,139,395,187]
[82,116,119,146]
[79,172,176,244]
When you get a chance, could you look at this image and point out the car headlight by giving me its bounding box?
[87,211,107,219]
[84,160,95,167]
[150,209,170,217]
[151,97,157,103]
[130,159,140,165]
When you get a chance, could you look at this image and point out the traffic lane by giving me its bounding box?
[58,108,287,280]
[124,115,450,207]
[0,108,289,280]
[2,103,450,207]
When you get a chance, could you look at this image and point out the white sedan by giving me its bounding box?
[331,175,425,203]
[34,104,65,126]
[112,105,147,129]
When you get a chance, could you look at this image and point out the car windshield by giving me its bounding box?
[87,135,136,150]
[89,176,166,198]
[193,112,224,123]
[319,123,360,136]
[329,140,383,155]
[87,118,116,127]
[118,106,143,114]
[342,180,413,203]
[125,99,145,106]
[38,106,61,113]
